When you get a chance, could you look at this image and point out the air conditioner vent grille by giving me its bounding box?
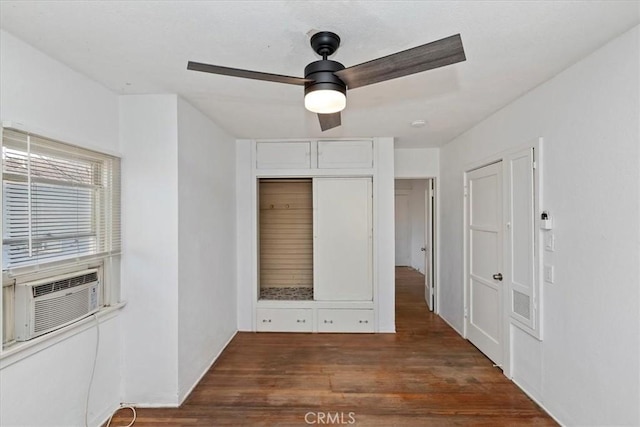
[33,288,91,334]
[32,272,98,298]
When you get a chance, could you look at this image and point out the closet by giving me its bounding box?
[259,179,313,300]
[253,139,377,333]
[258,177,372,302]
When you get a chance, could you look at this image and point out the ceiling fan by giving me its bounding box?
[187,31,465,131]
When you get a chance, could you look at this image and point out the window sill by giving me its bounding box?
[0,301,126,369]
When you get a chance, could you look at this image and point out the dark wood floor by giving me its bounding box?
[110,267,555,426]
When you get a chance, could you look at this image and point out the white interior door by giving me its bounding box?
[394,193,411,266]
[466,162,504,366]
[424,180,435,311]
[314,178,373,301]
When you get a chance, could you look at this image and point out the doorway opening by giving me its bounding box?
[394,178,436,313]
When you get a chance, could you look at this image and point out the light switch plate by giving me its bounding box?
[544,233,555,252]
[544,265,554,283]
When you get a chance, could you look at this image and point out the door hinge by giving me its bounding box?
[464,186,469,197]
[532,161,537,170]
[464,307,469,318]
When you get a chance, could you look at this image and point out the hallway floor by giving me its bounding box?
[110,267,556,426]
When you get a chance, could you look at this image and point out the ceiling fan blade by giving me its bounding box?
[318,112,341,131]
[335,34,465,90]
[187,61,311,86]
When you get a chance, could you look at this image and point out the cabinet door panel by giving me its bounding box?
[317,140,373,169]
[317,309,374,332]
[256,308,312,332]
[314,178,373,301]
[256,142,311,169]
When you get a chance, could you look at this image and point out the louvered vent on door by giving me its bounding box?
[513,290,531,320]
[259,179,313,293]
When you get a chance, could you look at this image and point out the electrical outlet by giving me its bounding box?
[544,233,555,252]
[544,265,554,283]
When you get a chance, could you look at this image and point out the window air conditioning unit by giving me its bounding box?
[14,269,101,341]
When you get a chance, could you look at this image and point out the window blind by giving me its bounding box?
[2,128,121,271]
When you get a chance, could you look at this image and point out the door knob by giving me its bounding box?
[493,273,503,281]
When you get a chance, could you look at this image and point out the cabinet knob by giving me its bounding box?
[324,320,333,324]
[359,320,369,324]
[296,319,306,323]
[262,319,271,323]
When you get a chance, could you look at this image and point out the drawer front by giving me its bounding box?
[256,142,311,169]
[317,309,374,333]
[317,140,373,169]
[256,308,312,332]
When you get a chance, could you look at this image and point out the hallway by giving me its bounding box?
[110,268,555,426]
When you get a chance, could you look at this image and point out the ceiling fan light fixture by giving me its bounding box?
[188,31,466,132]
[304,88,346,114]
[303,59,347,114]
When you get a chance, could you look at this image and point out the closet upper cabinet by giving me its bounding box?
[256,141,311,169]
[317,140,373,169]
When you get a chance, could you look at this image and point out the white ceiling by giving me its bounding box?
[1,1,638,148]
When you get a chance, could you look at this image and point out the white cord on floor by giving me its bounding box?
[85,314,100,427]
[106,405,137,427]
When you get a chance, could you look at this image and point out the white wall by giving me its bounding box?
[376,138,396,333]
[439,26,640,426]
[235,140,253,331]
[394,179,428,273]
[409,181,427,273]
[120,95,238,407]
[0,30,119,153]
[394,148,439,178]
[176,98,237,401]
[120,95,180,405]
[0,30,122,426]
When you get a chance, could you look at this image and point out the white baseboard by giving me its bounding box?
[438,313,464,336]
[118,330,239,410]
[178,330,238,405]
[91,401,121,427]
[512,377,565,426]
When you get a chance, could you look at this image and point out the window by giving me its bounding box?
[2,127,120,346]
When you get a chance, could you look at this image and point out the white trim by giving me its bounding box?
[462,137,545,379]
[463,161,507,372]
[512,377,564,426]
[438,313,464,336]
[178,330,238,405]
[513,138,544,340]
[92,402,122,427]
[0,301,126,369]
[248,137,384,332]
[393,176,440,315]
[121,402,180,409]
[2,121,122,158]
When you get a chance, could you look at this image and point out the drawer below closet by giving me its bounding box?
[317,309,374,333]
[256,308,313,332]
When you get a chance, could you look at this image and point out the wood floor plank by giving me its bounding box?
[108,267,556,426]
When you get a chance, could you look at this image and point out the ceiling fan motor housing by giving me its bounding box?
[310,31,341,57]
[304,60,347,97]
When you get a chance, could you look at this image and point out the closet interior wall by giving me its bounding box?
[258,178,313,300]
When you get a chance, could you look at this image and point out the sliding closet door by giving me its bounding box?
[314,177,373,301]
